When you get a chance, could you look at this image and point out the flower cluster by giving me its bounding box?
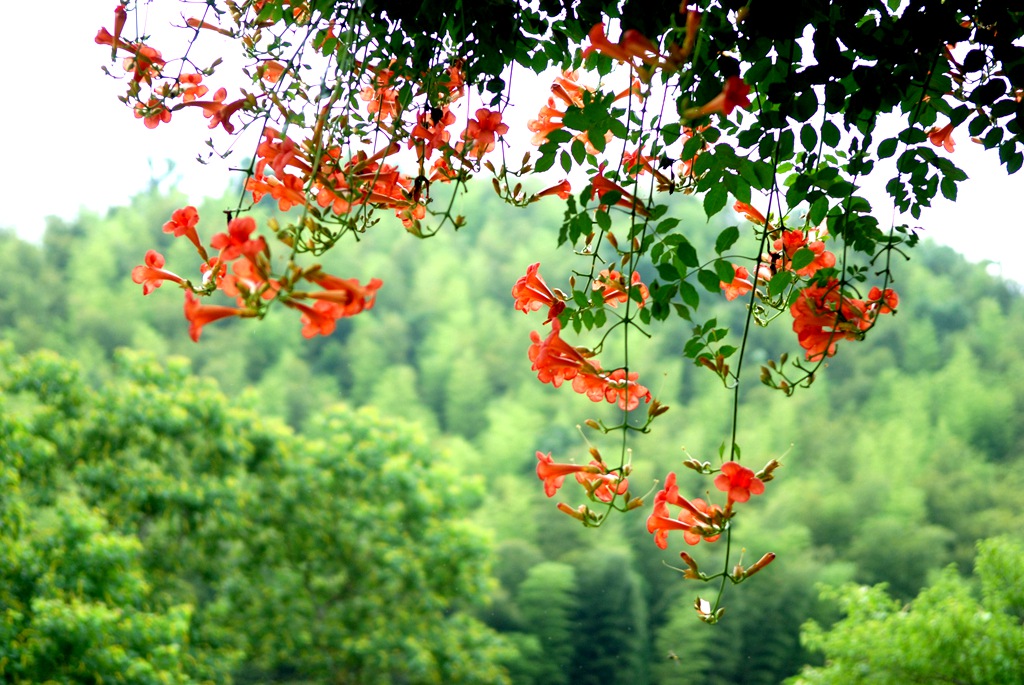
[647,472,725,549]
[791,281,898,361]
[96,8,513,239]
[131,206,380,341]
[536,451,630,502]
[517,262,653,412]
[647,460,778,620]
[725,201,897,361]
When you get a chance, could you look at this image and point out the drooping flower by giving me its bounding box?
[528,320,601,388]
[646,473,723,549]
[581,23,664,68]
[601,368,652,411]
[162,205,207,258]
[246,173,307,211]
[733,201,768,226]
[132,250,184,294]
[720,264,753,301]
[927,122,956,152]
[714,461,765,504]
[210,216,267,262]
[536,451,598,497]
[221,259,280,303]
[184,292,247,342]
[409,106,456,159]
[680,8,702,60]
[360,84,399,121]
[684,76,751,118]
[438,60,465,103]
[790,279,870,360]
[459,108,508,159]
[179,73,209,102]
[179,88,251,134]
[123,45,165,84]
[593,269,649,308]
[134,98,171,129]
[111,4,127,57]
[526,97,566,145]
[260,60,286,83]
[590,165,650,216]
[285,299,344,338]
[305,272,383,318]
[868,286,899,314]
[773,229,836,277]
[512,263,565,321]
[532,179,572,201]
[575,460,629,502]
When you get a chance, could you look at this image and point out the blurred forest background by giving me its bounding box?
[2,184,1024,684]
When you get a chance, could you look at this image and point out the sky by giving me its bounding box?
[2,1,1022,284]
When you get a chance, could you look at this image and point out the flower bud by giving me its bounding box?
[755,459,781,482]
[556,502,585,521]
[647,398,670,418]
[679,551,702,579]
[744,552,776,578]
[584,419,601,430]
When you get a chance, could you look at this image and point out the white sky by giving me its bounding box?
[2,1,1022,285]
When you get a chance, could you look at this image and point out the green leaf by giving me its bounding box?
[790,247,815,271]
[715,226,740,254]
[877,137,898,159]
[968,113,989,137]
[707,327,728,343]
[570,139,586,165]
[827,180,855,198]
[656,263,677,281]
[683,337,706,359]
[675,238,699,268]
[662,122,682,145]
[793,88,819,122]
[703,183,729,219]
[1007,151,1023,174]
[898,127,927,144]
[724,171,752,204]
[562,106,587,130]
[800,124,818,151]
[600,190,622,207]
[545,128,572,146]
[809,194,830,226]
[821,121,840,148]
[940,176,957,201]
[560,150,572,173]
[714,259,736,283]
[768,270,794,298]
[679,280,700,309]
[657,217,680,234]
[697,268,723,293]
